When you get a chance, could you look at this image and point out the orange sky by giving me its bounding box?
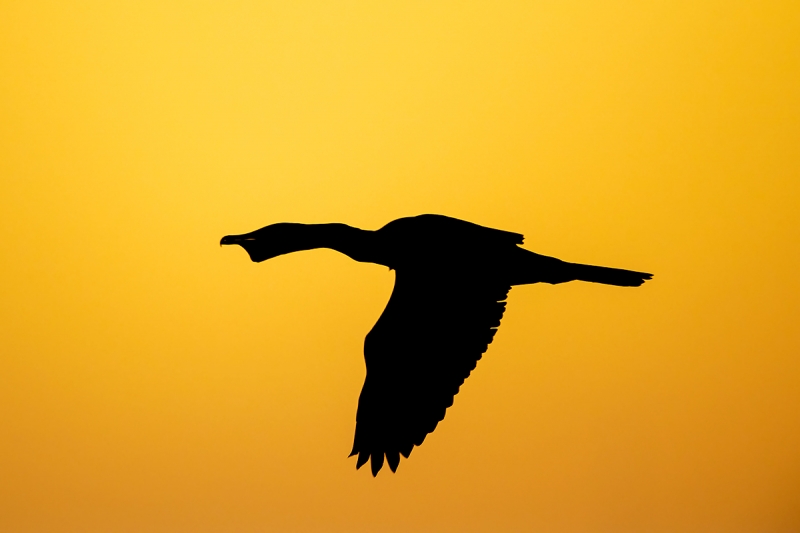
[1,1,799,531]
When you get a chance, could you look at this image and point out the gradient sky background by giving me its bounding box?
[1,1,799,531]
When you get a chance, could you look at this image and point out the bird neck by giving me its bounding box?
[301,223,384,265]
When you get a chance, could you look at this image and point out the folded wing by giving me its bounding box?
[350,269,511,475]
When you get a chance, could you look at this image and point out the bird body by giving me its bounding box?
[221,214,652,476]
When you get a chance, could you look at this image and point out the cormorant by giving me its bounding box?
[221,214,652,476]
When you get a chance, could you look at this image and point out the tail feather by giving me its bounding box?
[569,263,653,287]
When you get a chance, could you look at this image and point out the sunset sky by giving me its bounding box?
[1,1,799,531]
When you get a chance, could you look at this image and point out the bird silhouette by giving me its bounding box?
[221,214,652,476]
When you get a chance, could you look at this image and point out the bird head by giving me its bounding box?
[220,223,309,263]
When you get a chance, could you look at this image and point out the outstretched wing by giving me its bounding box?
[349,269,511,476]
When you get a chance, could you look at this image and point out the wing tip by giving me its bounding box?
[386,451,400,473]
[355,450,370,470]
[350,447,414,476]
[370,453,384,476]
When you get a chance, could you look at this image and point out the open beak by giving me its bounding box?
[220,233,270,262]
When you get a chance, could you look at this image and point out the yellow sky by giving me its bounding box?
[1,1,798,531]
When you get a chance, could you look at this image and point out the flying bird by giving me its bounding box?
[221,214,652,476]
